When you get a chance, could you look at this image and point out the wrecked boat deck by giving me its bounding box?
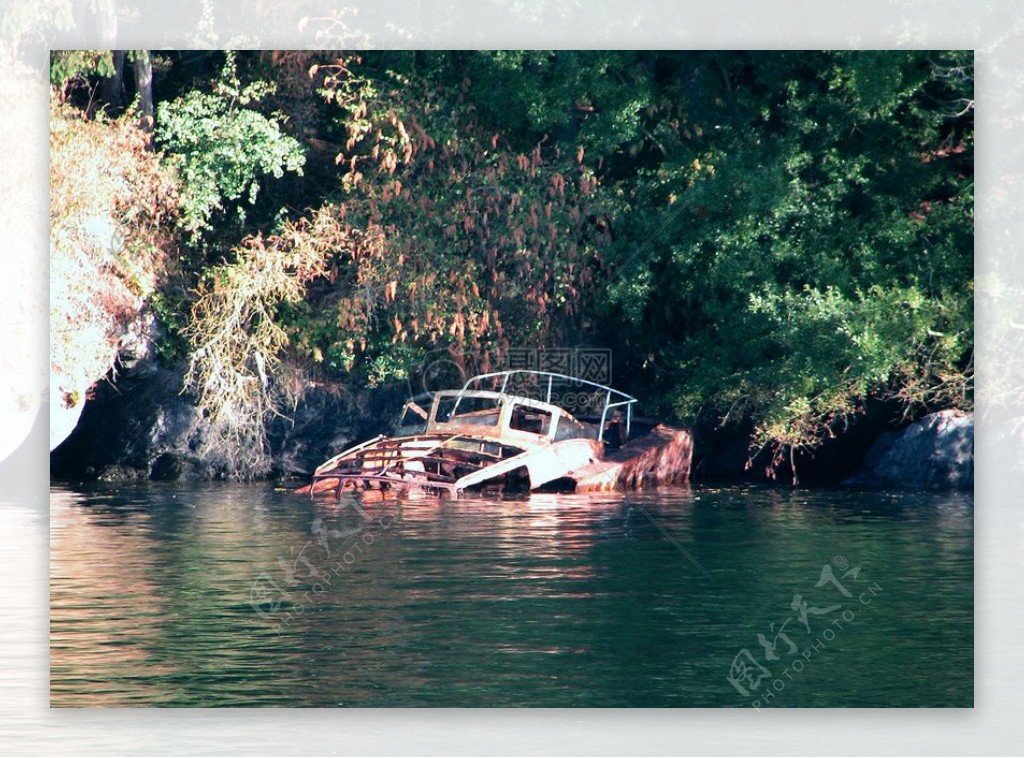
[295,370,691,498]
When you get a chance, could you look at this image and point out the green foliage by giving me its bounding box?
[52,49,974,479]
[282,55,612,386]
[148,289,192,363]
[50,50,116,89]
[597,50,973,462]
[156,52,306,240]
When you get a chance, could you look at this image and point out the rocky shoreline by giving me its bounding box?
[49,359,974,492]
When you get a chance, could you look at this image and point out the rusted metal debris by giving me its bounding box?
[295,370,691,498]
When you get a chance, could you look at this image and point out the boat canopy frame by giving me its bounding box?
[456,370,637,443]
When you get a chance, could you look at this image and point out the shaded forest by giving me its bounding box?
[49,50,974,480]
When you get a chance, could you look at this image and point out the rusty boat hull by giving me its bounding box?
[296,371,692,498]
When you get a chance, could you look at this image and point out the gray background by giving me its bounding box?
[2,0,1013,754]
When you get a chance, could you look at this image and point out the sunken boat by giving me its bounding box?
[296,370,692,497]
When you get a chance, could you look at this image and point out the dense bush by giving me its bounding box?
[593,51,974,471]
[155,52,306,242]
[50,50,974,479]
[50,101,179,398]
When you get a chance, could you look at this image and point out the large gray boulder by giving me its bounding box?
[845,410,973,491]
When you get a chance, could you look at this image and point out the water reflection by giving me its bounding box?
[50,483,973,707]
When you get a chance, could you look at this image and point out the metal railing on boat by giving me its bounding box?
[459,370,637,443]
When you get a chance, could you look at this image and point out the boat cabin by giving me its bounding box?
[305,370,642,496]
[397,370,637,449]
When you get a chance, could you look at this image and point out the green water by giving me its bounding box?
[49,484,972,707]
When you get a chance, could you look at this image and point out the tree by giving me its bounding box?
[50,99,180,447]
[155,52,306,243]
[596,50,973,474]
[50,49,974,481]
[132,50,153,125]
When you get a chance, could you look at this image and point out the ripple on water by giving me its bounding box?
[49,482,973,707]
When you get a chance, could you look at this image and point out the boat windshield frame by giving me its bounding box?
[426,389,568,445]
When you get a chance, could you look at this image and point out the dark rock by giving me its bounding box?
[149,452,213,481]
[148,452,182,481]
[97,464,147,482]
[791,398,907,485]
[691,425,755,484]
[51,361,410,483]
[691,398,905,485]
[267,381,407,479]
[844,410,973,491]
[50,366,212,482]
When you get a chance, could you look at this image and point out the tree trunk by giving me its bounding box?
[133,50,154,129]
[100,50,126,115]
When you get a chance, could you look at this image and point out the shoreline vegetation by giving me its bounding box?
[49,50,973,486]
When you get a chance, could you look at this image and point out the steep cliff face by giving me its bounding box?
[50,365,209,481]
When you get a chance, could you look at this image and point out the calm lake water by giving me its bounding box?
[49,483,972,707]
